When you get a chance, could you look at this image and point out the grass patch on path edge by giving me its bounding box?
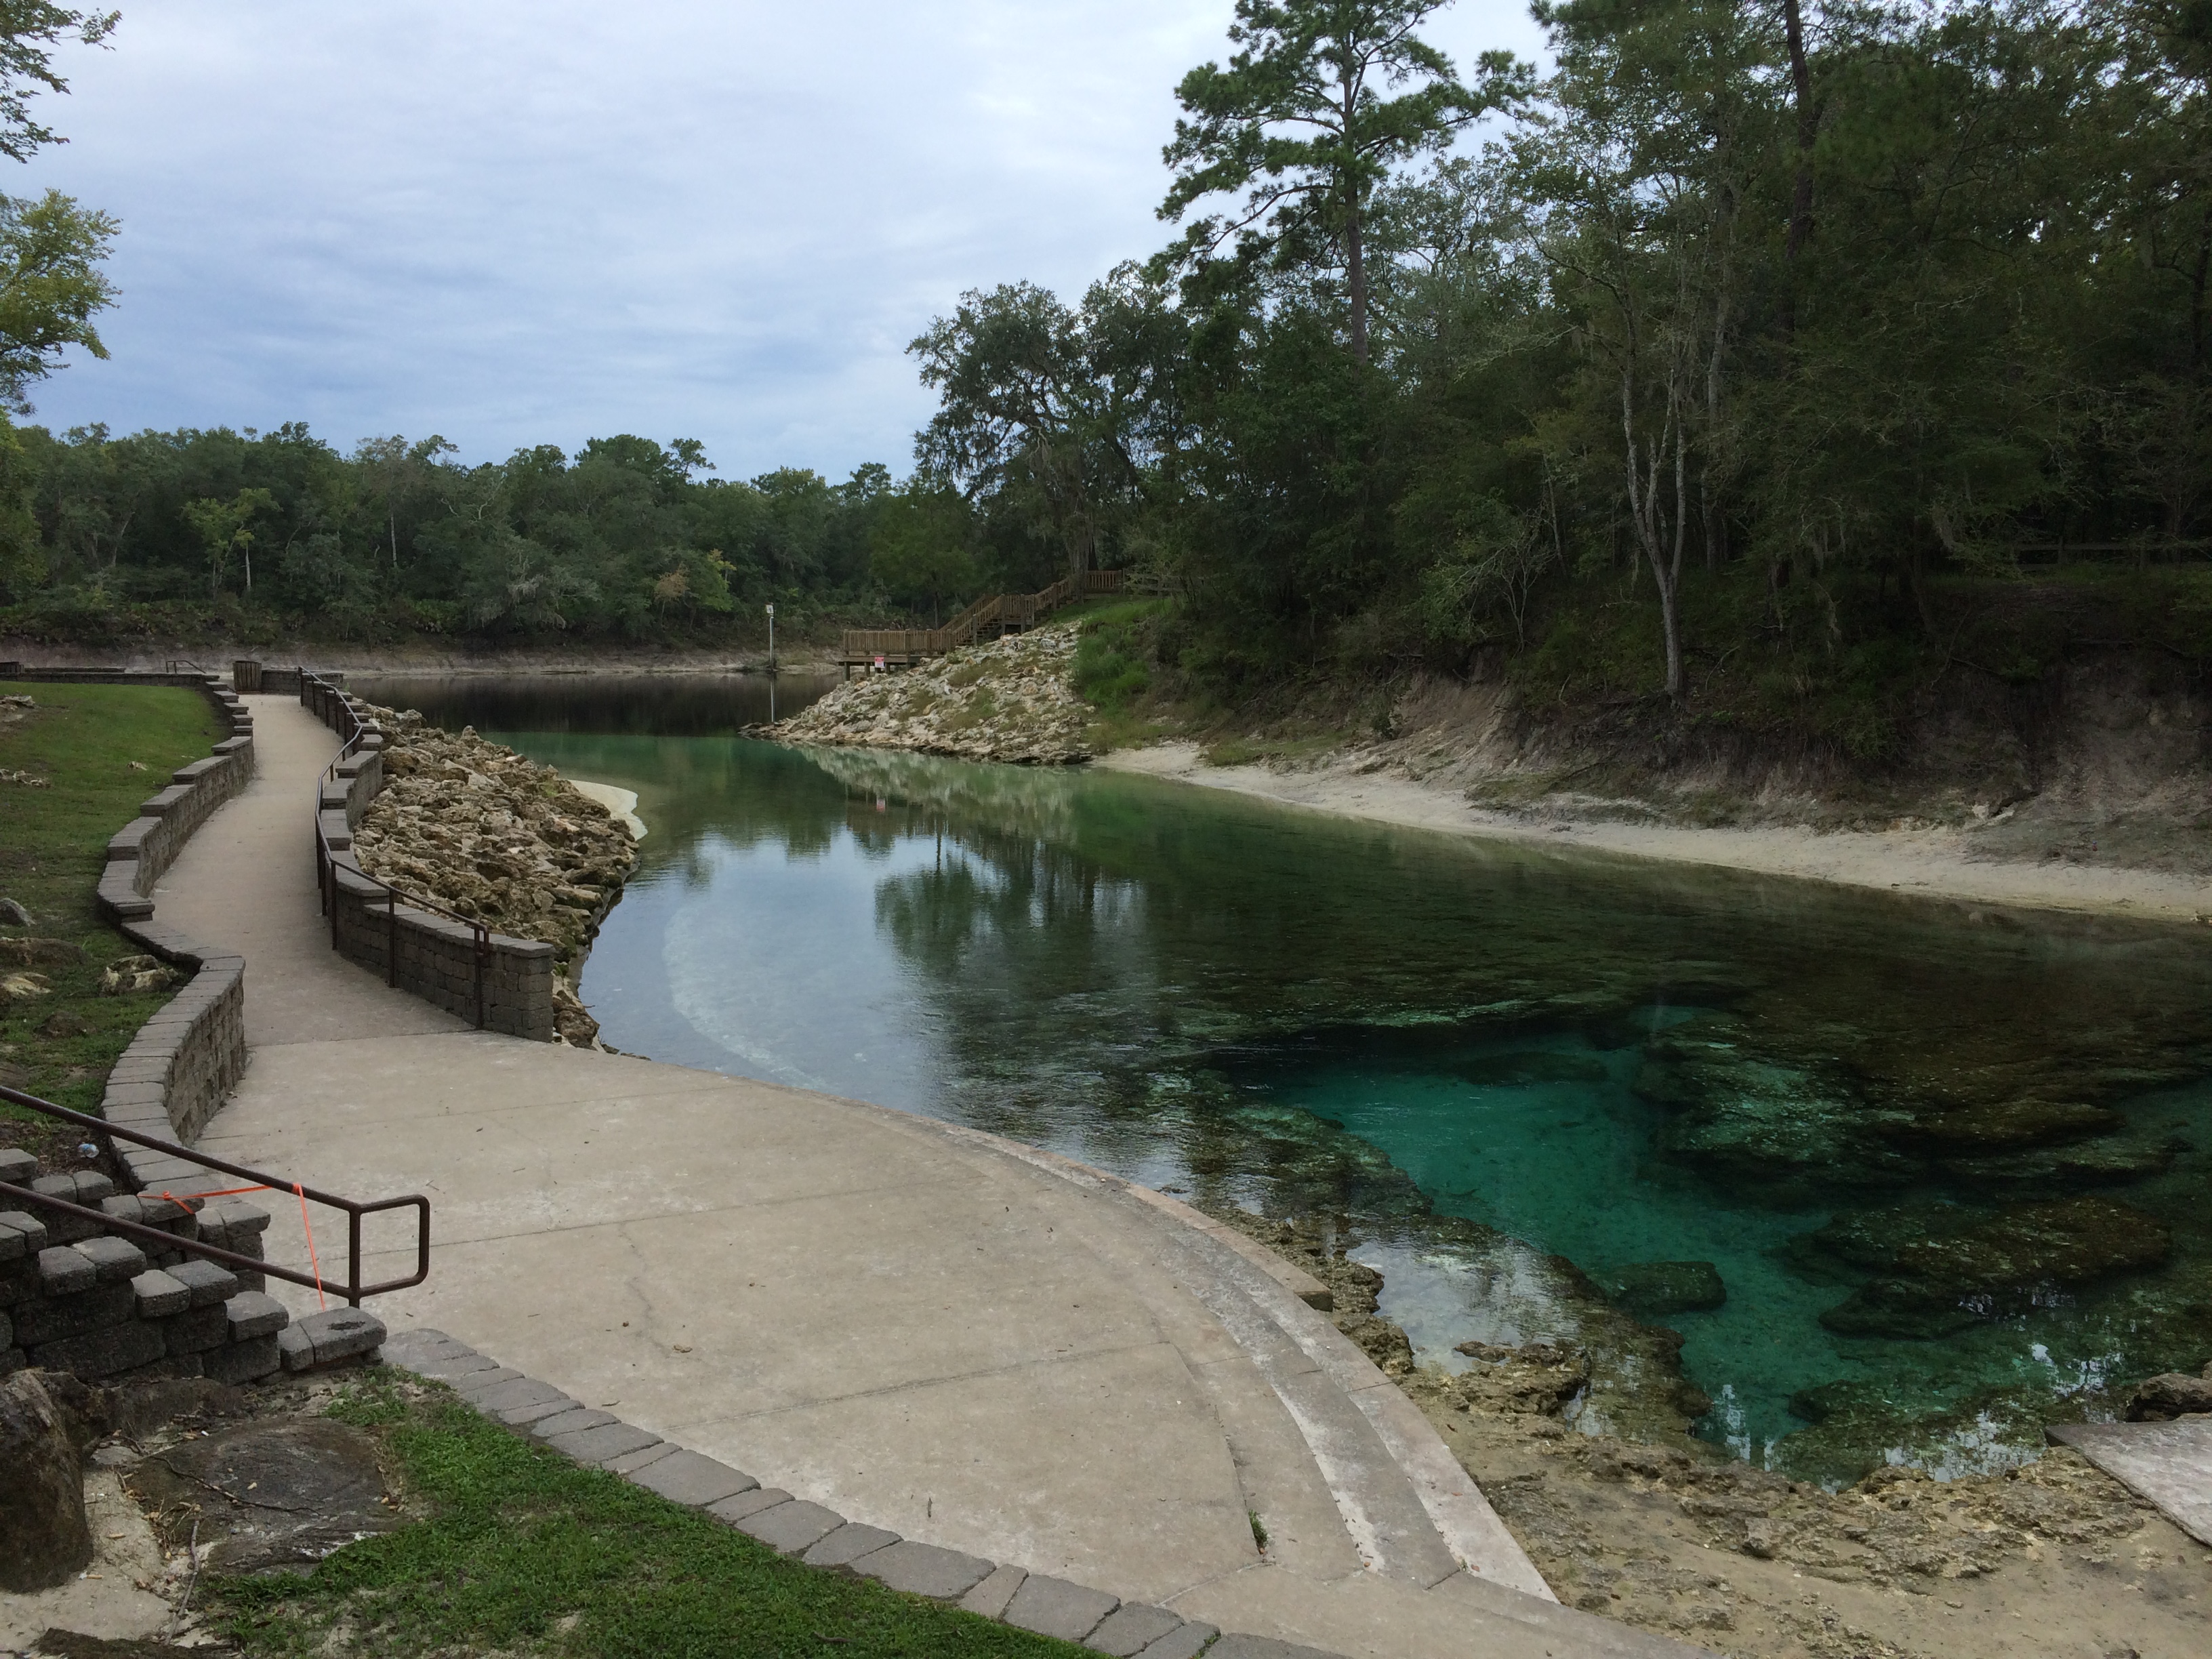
[213,1373,1087,1659]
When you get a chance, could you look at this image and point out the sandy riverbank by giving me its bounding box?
[1101,742,2212,926]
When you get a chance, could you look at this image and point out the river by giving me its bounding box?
[356,672,2212,1485]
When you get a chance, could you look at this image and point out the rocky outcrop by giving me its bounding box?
[350,711,636,1044]
[772,628,1092,764]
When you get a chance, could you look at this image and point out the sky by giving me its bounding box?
[16,1,1547,480]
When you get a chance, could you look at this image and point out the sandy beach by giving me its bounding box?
[1101,741,2212,926]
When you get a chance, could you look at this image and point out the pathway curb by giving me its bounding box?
[382,1326,1280,1659]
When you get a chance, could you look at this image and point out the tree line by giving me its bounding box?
[5,0,2210,752]
[913,0,2212,751]
[0,422,1069,644]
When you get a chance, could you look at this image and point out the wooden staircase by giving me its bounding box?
[838,569,1125,672]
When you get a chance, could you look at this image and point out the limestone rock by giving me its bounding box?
[2124,1370,2212,1420]
[97,956,178,996]
[1451,1340,1594,1416]
[771,626,1094,764]
[0,1370,94,1590]
[351,711,638,972]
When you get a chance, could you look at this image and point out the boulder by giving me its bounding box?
[0,1370,93,1590]
[2124,1370,2212,1422]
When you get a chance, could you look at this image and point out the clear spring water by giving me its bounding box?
[355,674,2212,1479]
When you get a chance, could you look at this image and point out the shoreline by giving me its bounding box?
[1,640,845,678]
[1099,741,2212,926]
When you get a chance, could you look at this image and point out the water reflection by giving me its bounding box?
[422,691,2212,1479]
[348,671,836,737]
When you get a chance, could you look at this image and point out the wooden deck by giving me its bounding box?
[839,569,1125,671]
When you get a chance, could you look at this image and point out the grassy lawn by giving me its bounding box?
[0,680,224,1160]
[214,1375,1084,1659]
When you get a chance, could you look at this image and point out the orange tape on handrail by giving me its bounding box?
[154,1184,270,1214]
[294,1182,326,1309]
[150,1184,327,1306]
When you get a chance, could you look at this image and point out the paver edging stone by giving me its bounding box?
[380,1326,1321,1659]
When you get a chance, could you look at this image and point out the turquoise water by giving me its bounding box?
[356,681,2212,1479]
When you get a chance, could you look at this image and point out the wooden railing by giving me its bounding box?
[840,569,1126,668]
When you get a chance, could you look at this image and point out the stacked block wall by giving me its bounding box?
[3,669,392,1383]
[302,676,556,1041]
[66,678,260,1180]
[0,1147,289,1385]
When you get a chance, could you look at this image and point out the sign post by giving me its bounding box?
[765,602,776,676]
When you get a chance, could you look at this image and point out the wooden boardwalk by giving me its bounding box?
[839,569,1125,672]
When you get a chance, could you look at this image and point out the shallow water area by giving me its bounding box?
[356,674,2212,1480]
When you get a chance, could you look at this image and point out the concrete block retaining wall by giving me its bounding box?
[302,674,557,1042]
[4,668,392,1387]
[0,673,300,1385]
[0,1146,288,1383]
[56,677,262,1179]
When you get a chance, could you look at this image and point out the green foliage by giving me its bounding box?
[1073,601,1159,711]
[0,9,118,415]
[0,188,116,410]
[0,426,930,647]
[213,1379,1080,1659]
[0,414,40,596]
[1158,1,1530,361]
[867,482,976,621]
[0,4,114,164]
[899,0,2212,750]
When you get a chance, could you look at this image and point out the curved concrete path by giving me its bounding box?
[155,694,1693,1659]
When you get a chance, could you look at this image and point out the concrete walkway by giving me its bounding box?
[156,694,1694,1659]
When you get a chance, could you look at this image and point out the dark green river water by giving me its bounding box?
[359,674,2212,1484]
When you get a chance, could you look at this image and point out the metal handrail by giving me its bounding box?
[303,670,492,1029]
[0,1084,430,1307]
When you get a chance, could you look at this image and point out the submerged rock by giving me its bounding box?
[1601,1261,1726,1317]
[1814,1197,2172,1338]
[1637,1018,1914,1195]
[1883,1094,2126,1152]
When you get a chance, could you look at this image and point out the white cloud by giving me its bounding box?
[18,0,1546,477]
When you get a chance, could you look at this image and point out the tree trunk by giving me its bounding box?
[1783,0,1816,264]
[1781,0,1818,341]
[1622,367,1686,703]
[1346,199,1369,365]
[1904,546,1940,641]
[1702,224,1734,569]
[1664,419,1687,699]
